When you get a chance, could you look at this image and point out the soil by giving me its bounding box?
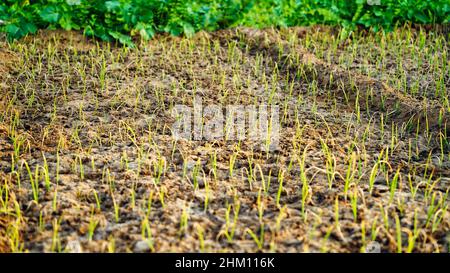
[0,27,449,253]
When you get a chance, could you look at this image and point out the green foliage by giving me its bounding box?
[0,0,448,45]
[240,0,449,31]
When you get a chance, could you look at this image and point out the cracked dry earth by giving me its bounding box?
[0,27,449,253]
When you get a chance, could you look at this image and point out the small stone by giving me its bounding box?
[65,240,83,253]
[186,161,196,170]
[134,240,153,252]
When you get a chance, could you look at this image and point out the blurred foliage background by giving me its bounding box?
[1,0,449,46]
